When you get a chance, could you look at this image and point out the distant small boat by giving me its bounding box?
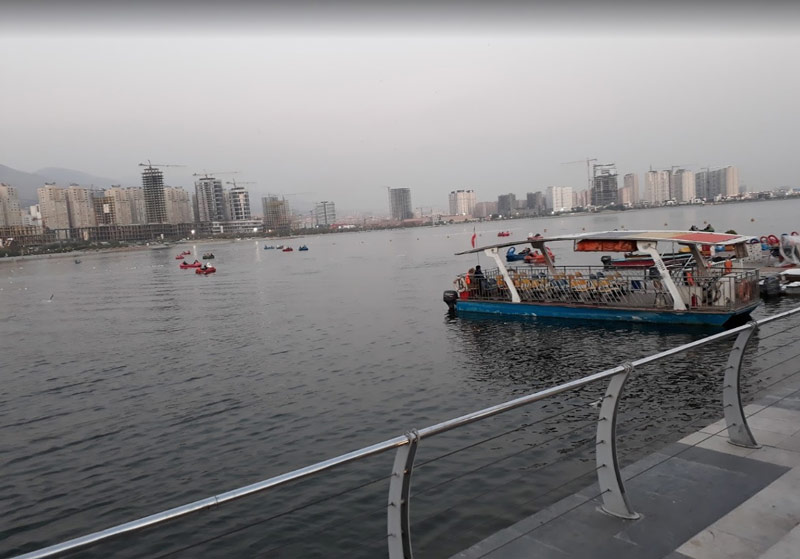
[195,265,216,275]
[497,231,511,237]
[298,245,309,251]
[181,250,191,256]
[202,253,215,259]
[175,254,184,259]
[179,260,203,269]
[264,245,276,250]
[282,247,294,252]
[276,245,284,249]
[74,259,82,264]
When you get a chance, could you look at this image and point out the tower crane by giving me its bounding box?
[561,158,597,191]
[192,171,238,178]
[226,180,256,187]
[138,160,185,168]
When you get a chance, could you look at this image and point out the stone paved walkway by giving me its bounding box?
[451,370,800,559]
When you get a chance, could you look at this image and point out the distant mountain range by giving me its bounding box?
[0,164,121,205]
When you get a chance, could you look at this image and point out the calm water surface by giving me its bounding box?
[2,199,800,558]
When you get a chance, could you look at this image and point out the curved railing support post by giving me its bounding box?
[387,430,419,559]
[723,321,760,448]
[596,363,640,519]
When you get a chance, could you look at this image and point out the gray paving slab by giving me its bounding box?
[451,436,788,559]
[451,360,800,559]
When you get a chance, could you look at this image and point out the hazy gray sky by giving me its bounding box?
[2,2,800,213]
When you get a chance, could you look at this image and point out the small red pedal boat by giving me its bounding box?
[282,247,294,252]
[179,260,202,269]
[195,265,216,274]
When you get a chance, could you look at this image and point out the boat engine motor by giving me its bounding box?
[443,290,458,314]
[760,275,782,298]
[600,255,612,268]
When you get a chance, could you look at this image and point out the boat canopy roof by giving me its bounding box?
[455,230,752,255]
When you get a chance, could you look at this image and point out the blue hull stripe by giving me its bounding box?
[454,301,760,326]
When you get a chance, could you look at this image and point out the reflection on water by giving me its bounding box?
[1,208,799,558]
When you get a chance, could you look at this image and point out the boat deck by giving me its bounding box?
[451,366,800,559]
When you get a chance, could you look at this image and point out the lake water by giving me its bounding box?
[2,199,800,558]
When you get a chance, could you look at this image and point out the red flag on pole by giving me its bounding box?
[471,228,477,248]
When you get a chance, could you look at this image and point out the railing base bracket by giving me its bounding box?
[598,506,641,520]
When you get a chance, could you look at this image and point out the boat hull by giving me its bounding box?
[454,300,760,326]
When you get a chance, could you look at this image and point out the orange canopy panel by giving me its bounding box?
[575,239,638,252]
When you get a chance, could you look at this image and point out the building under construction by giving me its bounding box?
[262,195,291,235]
[388,187,413,220]
[591,163,619,207]
[141,166,167,223]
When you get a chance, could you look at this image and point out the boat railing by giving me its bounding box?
[13,305,800,559]
[459,266,759,311]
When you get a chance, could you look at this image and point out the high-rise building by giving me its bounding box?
[314,201,336,227]
[472,201,497,218]
[526,192,546,215]
[545,186,573,213]
[141,166,167,223]
[65,186,97,228]
[194,176,227,222]
[263,195,291,234]
[697,166,739,199]
[0,184,22,227]
[644,170,671,204]
[93,195,116,225]
[448,189,476,215]
[228,183,251,221]
[22,204,42,227]
[623,173,639,204]
[497,193,517,216]
[591,164,618,207]
[695,170,709,200]
[670,169,696,203]
[388,188,413,220]
[719,166,739,198]
[37,184,70,230]
[165,187,193,224]
[104,187,146,225]
[575,189,591,208]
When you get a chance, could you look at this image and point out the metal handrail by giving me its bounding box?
[13,304,800,559]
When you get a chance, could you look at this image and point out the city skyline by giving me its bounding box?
[2,4,800,212]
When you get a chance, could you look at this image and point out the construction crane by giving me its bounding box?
[138,160,185,168]
[226,180,255,187]
[192,171,238,178]
[562,158,597,192]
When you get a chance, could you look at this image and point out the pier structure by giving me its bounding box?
[8,305,800,559]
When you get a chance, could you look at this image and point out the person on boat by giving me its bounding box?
[474,265,486,295]
[466,267,476,293]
